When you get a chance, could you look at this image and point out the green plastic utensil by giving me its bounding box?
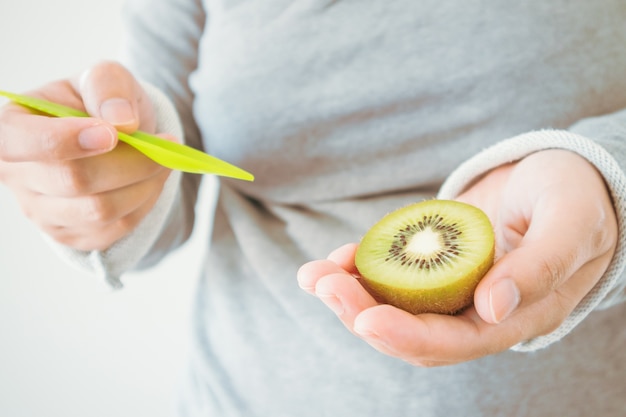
[0,90,254,181]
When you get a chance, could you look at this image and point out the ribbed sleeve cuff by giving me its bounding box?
[46,82,184,289]
[437,129,626,351]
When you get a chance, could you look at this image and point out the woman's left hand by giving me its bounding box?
[297,149,618,366]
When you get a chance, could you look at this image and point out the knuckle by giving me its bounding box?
[55,163,91,196]
[81,194,116,224]
[535,252,576,292]
[12,192,40,224]
[115,212,140,233]
[0,132,65,163]
[39,129,65,160]
[590,212,618,255]
[0,115,16,163]
[86,60,132,86]
[50,231,74,247]
[19,203,36,222]
[41,225,78,248]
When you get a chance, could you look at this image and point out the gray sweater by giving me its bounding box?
[55,0,626,415]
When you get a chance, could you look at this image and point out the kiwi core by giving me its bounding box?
[388,214,461,272]
[406,227,442,255]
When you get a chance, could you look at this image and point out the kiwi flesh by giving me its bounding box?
[355,200,495,315]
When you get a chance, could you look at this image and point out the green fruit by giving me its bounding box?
[355,199,495,315]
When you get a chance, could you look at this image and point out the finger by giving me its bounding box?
[75,61,155,134]
[296,256,379,329]
[42,191,163,252]
[314,272,379,331]
[8,142,166,197]
[474,197,611,325]
[297,259,347,294]
[18,168,170,230]
[353,304,523,366]
[326,243,360,275]
[297,243,360,294]
[0,109,117,162]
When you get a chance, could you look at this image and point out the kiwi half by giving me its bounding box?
[355,200,495,315]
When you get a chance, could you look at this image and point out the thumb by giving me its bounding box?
[75,61,148,134]
[473,214,591,325]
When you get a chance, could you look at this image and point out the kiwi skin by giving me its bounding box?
[355,200,495,315]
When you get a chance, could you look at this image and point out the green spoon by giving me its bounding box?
[0,90,254,181]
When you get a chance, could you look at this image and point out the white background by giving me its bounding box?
[0,1,213,416]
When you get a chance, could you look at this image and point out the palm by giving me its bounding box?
[298,149,617,366]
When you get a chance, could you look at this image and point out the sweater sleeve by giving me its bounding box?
[437,127,626,352]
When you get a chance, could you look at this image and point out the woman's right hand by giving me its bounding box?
[0,61,174,251]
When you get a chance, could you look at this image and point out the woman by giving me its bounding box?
[1,0,625,415]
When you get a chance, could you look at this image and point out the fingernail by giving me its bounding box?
[318,293,344,316]
[489,279,521,323]
[79,124,115,151]
[100,98,135,126]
